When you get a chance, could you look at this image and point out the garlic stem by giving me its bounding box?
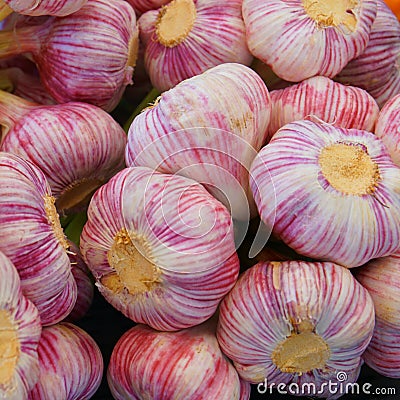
[0,25,41,59]
[0,0,12,21]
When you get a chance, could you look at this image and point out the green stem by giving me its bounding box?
[64,211,88,246]
[123,87,160,133]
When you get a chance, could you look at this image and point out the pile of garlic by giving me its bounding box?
[0,0,399,399]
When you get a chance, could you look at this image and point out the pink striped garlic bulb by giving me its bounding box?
[334,0,400,108]
[354,253,400,378]
[108,319,251,399]
[139,0,252,91]
[28,322,103,400]
[268,76,380,137]
[0,91,127,213]
[0,152,77,325]
[80,167,239,331]
[126,0,169,15]
[374,93,400,166]
[126,63,271,221]
[217,261,375,398]
[0,0,139,111]
[0,251,41,400]
[250,120,400,268]
[242,0,377,82]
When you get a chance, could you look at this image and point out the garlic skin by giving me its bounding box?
[138,0,253,91]
[242,0,377,82]
[107,319,250,400]
[268,76,379,137]
[374,93,400,166]
[250,120,400,268]
[0,152,77,325]
[217,261,375,398]
[28,322,103,400]
[354,253,400,378]
[0,0,139,111]
[80,166,239,331]
[126,63,271,221]
[334,0,400,108]
[126,0,169,15]
[0,251,41,400]
[0,91,127,213]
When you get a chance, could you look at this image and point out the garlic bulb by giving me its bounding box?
[28,322,103,400]
[334,0,400,108]
[80,166,239,331]
[0,152,77,325]
[0,0,139,111]
[0,90,127,213]
[242,0,377,82]
[268,76,379,137]
[138,0,252,91]
[126,0,169,15]
[126,63,271,221]
[108,319,250,399]
[217,261,375,398]
[374,93,400,166]
[250,120,400,268]
[0,251,41,400]
[354,253,400,378]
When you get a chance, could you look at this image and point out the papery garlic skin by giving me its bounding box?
[242,0,377,82]
[0,251,41,400]
[28,322,103,400]
[80,167,239,331]
[354,253,400,378]
[139,0,252,91]
[334,0,400,108]
[0,93,127,213]
[0,152,77,325]
[374,93,400,166]
[126,63,271,220]
[126,0,169,15]
[268,76,379,137]
[217,261,374,398]
[108,319,249,400]
[250,120,400,268]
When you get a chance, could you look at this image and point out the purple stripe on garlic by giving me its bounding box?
[0,152,77,325]
[250,120,400,268]
[126,0,169,16]
[80,166,239,331]
[242,0,377,82]
[0,251,41,400]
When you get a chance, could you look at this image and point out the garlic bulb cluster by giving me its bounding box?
[250,120,400,268]
[355,253,400,378]
[242,0,377,82]
[126,63,271,221]
[0,152,76,325]
[80,166,239,331]
[0,91,127,213]
[334,0,400,108]
[0,251,41,400]
[28,322,103,399]
[138,0,252,91]
[268,76,379,137]
[217,261,375,397]
[108,319,250,400]
[0,0,139,111]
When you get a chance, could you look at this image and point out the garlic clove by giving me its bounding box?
[268,76,380,137]
[0,152,77,325]
[250,120,400,268]
[126,63,271,221]
[354,252,400,378]
[80,166,239,331]
[107,318,248,399]
[242,0,377,82]
[374,93,400,166]
[216,261,375,394]
[0,251,41,400]
[334,0,400,108]
[28,322,103,400]
[139,0,253,91]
